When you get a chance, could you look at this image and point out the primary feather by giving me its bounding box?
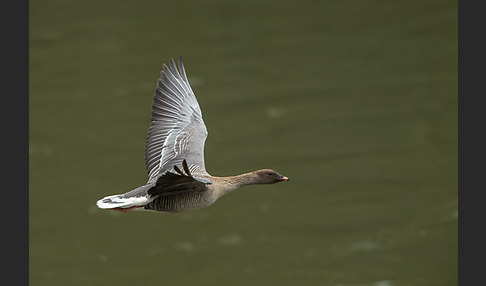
[145,57,208,183]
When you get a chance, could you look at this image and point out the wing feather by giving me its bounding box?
[144,57,208,183]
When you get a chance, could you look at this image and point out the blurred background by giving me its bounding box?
[29,0,457,285]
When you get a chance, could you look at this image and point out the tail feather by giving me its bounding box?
[96,183,154,210]
[96,194,152,210]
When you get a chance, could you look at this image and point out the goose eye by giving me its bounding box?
[267,172,274,176]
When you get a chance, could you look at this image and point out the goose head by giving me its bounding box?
[254,169,290,184]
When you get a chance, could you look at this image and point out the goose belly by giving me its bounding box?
[144,191,217,212]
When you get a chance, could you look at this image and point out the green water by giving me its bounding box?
[30,0,457,285]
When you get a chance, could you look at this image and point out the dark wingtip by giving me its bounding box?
[173,165,183,175]
[182,159,192,178]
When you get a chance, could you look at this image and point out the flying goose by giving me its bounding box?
[96,57,289,213]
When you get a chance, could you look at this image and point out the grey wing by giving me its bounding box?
[145,57,209,183]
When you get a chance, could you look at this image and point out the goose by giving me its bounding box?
[96,57,289,213]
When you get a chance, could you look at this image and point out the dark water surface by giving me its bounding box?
[30,0,457,285]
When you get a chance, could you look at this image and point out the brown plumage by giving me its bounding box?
[96,57,289,213]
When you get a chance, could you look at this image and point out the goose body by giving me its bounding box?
[96,57,289,213]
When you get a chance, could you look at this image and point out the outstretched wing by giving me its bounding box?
[145,57,208,183]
